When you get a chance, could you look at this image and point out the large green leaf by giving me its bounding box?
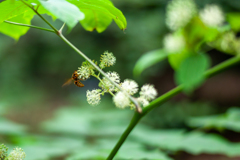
[175,53,210,92]
[0,11,34,40]
[188,107,240,132]
[68,0,127,32]
[133,49,168,77]
[40,0,85,30]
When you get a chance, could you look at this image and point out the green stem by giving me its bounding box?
[20,0,59,34]
[94,75,115,97]
[4,21,55,33]
[106,112,142,160]
[107,55,240,159]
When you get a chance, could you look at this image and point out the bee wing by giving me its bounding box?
[62,78,73,87]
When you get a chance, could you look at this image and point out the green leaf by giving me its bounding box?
[68,0,127,32]
[0,0,29,23]
[168,51,192,70]
[227,13,240,31]
[0,11,34,40]
[133,49,168,77]
[79,8,112,33]
[40,0,85,30]
[175,53,210,92]
[188,107,240,132]
[132,128,240,157]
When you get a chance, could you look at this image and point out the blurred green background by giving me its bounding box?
[1,0,240,159]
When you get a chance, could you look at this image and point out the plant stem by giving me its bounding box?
[4,21,55,33]
[107,55,240,159]
[20,0,59,34]
[106,112,142,160]
[94,75,115,97]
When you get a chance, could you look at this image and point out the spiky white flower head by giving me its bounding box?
[77,66,91,80]
[200,5,225,27]
[121,79,138,95]
[163,34,186,54]
[137,97,149,107]
[101,71,120,92]
[8,147,26,160]
[113,91,130,109]
[86,89,101,106]
[166,0,197,30]
[140,84,157,101]
[100,51,116,69]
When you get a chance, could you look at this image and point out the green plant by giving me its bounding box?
[1,0,240,159]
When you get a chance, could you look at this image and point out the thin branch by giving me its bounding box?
[20,0,59,34]
[59,23,66,34]
[107,55,240,159]
[4,21,55,33]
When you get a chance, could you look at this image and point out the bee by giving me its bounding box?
[62,70,84,87]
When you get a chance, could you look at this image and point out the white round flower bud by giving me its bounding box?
[163,34,186,54]
[100,51,116,68]
[200,5,225,27]
[86,89,101,106]
[140,84,158,101]
[113,91,130,109]
[121,79,138,95]
[166,0,197,30]
[101,71,120,92]
[77,66,91,80]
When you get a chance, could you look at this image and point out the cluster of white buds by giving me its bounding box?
[166,0,225,30]
[79,51,158,110]
[114,83,157,109]
[99,51,116,69]
[100,71,120,92]
[164,0,226,54]
[8,147,26,160]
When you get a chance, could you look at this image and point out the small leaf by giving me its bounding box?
[227,13,240,31]
[69,0,127,32]
[133,49,168,77]
[175,53,210,93]
[40,0,85,30]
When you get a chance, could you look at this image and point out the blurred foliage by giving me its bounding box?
[1,0,240,160]
[188,107,240,132]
